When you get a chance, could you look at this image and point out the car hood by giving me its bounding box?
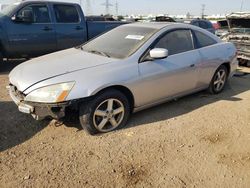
[9,48,117,92]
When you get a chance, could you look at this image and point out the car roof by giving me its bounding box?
[120,22,221,43]
[20,0,78,5]
[123,22,188,30]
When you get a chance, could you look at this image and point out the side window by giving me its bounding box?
[199,21,209,29]
[194,31,217,48]
[154,30,194,55]
[17,4,50,23]
[54,5,79,23]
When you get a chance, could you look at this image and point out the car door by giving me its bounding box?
[6,3,57,57]
[52,4,87,50]
[136,29,201,107]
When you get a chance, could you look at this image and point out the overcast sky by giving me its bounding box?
[0,0,249,15]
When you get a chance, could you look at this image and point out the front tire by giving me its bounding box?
[208,65,228,94]
[79,89,130,135]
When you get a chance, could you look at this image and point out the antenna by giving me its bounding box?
[101,0,113,15]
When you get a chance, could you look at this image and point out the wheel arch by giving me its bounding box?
[221,62,231,76]
[92,85,135,113]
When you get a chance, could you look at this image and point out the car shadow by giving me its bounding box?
[0,101,49,152]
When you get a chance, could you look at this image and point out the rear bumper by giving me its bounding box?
[9,86,72,120]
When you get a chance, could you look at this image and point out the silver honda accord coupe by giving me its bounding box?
[9,22,238,135]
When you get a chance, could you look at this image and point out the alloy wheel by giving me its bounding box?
[93,98,125,132]
[213,69,227,92]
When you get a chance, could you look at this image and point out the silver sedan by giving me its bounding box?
[9,22,238,135]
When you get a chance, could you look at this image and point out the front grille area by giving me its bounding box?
[9,84,25,101]
[233,42,250,54]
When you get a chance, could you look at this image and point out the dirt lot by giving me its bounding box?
[0,61,250,188]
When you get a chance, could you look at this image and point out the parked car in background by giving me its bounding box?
[86,15,117,21]
[154,16,176,22]
[221,12,250,67]
[178,19,215,34]
[214,19,229,37]
[0,1,127,63]
[9,23,238,135]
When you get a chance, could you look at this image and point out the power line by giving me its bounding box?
[101,0,113,15]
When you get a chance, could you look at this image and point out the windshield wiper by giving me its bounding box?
[87,50,110,58]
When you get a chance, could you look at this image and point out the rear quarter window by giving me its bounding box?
[194,31,217,48]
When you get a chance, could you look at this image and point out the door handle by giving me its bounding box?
[75,26,83,30]
[43,26,52,31]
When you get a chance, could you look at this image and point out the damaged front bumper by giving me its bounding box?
[233,42,250,61]
[224,34,250,62]
[8,85,73,120]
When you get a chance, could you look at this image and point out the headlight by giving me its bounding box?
[25,82,75,103]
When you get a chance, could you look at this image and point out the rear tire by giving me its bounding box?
[208,65,228,94]
[79,89,130,135]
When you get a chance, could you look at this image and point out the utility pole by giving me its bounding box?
[201,4,205,19]
[101,0,113,15]
[85,0,91,15]
[115,1,118,16]
[240,0,244,11]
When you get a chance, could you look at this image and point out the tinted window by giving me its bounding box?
[17,4,50,23]
[154,30,194,55]
[194,31,217,48]
[54,5,79,23]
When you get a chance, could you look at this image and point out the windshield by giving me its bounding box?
[218,20,228,28]
[0,3,19,15]
[81,26,157,59]
[229,19,250,28]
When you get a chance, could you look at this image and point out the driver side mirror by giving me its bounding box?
[149,48,169,59]
[12,9,33,23]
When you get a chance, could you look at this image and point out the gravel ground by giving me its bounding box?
[0,61,250,188]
